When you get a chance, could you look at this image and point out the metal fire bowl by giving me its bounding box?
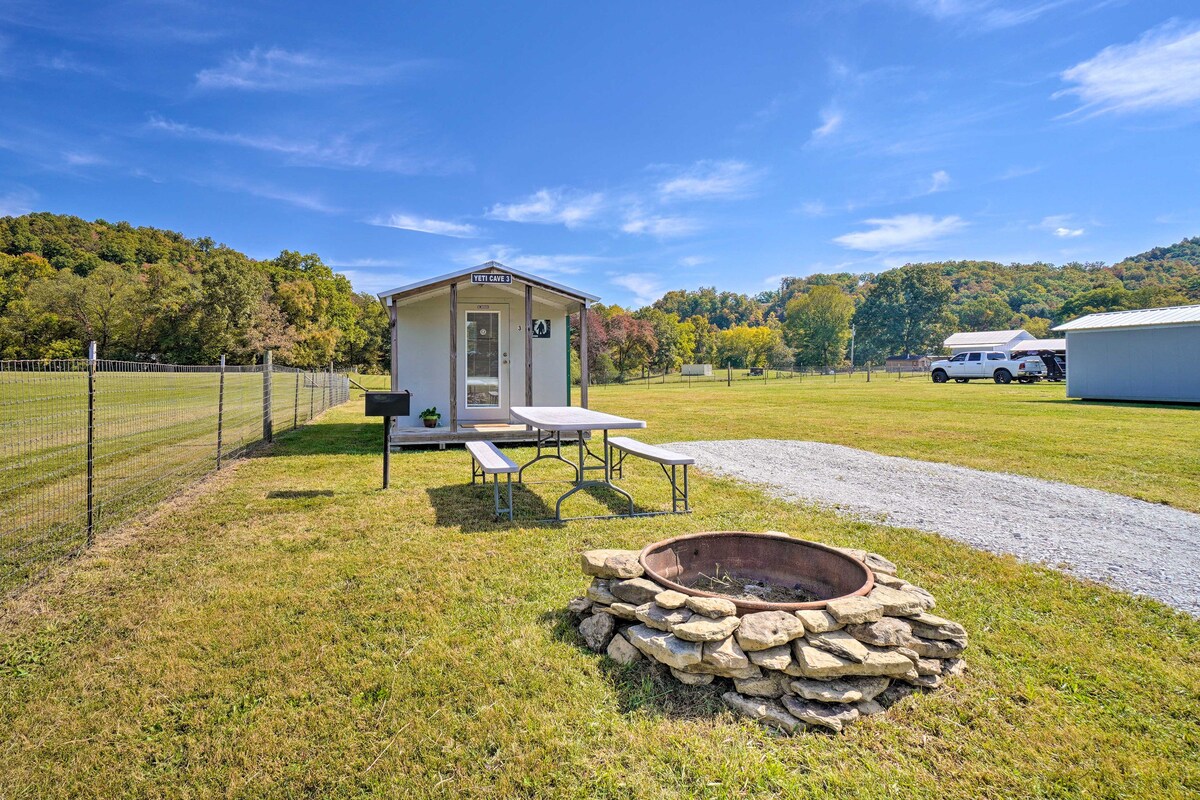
[638,531,875,614]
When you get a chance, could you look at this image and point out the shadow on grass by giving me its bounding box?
[425,483,558,531]
[1038,398,1200,410]
[266,489,335,499]
[541,608,729,722]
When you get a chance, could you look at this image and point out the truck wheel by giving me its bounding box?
[954,378,969,383]
[994,369,1012,384]
[931,370,948,383]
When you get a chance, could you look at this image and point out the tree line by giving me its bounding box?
[0,213,389,369]
[576,242,1199,378]
[3,213,1197,375]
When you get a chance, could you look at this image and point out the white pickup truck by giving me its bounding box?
[930,351,1046,384]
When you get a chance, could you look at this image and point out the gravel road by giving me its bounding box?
[667,439,1200,616]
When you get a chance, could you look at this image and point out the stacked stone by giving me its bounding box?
[568,545,967,734]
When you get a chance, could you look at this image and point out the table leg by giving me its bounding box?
[517,428,580,482]
[553,428,635,520]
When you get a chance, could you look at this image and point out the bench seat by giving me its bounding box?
[466,441,516,520]
[607,437,693,512]
[466,440,518,473]
[608,437,695,466]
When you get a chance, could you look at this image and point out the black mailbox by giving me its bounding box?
[364,391,411,417]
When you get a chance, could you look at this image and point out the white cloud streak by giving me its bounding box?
[461,245,602,276]
[621,208,701,238]
[370,213,479,238]
[657,160,759,200]
[195,47,420,91]
[610,273,663,307]
[485,188,604,228]
[928,169,951,192]
[1037,214,1084,237]
[811,107,844,140]
[834,213,967,251]
[1057,21,1200,116]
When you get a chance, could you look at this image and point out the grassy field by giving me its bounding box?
[591,373,1200,513]
[0,376,1197,799]
[0,368,346,592]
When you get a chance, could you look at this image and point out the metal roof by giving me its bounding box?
[376,261,600,303]
[1053,304,1200,332]
[1012,338,1066,351]
[943,329,1032,347]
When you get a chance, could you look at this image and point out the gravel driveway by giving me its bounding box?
[667,439,1200,616]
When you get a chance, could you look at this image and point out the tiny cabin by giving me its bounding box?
[376,262,598,445]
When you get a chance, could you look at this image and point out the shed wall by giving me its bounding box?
[389,286,570,424]
[1065,325,1200,403]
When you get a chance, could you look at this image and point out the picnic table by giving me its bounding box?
[509,406,645,520]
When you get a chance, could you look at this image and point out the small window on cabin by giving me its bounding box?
[967,353,982,362]
[987,353,1005,361]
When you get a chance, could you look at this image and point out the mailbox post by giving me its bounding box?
[364,391,412,488]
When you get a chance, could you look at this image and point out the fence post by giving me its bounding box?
[86,340,96,545]
[263,350,273,443]
[293,370,300,430]
[727,365,731,387]
[867,362,872,383]
[327,361,333,410]
[217,354,225,470]
[310,369,315,419]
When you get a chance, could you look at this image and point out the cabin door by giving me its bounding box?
[458,303,510,422]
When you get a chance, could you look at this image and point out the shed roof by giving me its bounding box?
[1053,304,1200,332]
[1012,338,1067,351]
[376,261,599,304]
[943,329,1032,347]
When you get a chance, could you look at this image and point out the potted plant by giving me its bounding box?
[419,407,441,428]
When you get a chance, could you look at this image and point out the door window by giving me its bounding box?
[465,311,500,408]
[967,353,982,362]
[950,354,966,362]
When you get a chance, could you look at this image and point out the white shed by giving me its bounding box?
[943,329,1034,354]
[1053,304,1200,404]
[377,262,599,444]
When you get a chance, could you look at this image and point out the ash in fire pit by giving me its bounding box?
[680,565,819,605]
[569,532,968,735]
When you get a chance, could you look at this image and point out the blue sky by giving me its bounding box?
[2,1,1199,307]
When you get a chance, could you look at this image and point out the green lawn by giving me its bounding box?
[1,378,1197,799]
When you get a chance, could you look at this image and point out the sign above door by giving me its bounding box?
[471,272,512,284]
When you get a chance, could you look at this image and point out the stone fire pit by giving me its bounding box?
[567,531,967,734]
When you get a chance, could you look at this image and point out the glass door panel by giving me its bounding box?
[466,311,501,408]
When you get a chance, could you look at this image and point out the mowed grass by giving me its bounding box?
[0,376,1197,799]
[589,373,1200,512]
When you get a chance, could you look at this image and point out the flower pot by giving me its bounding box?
[422,417,438,428]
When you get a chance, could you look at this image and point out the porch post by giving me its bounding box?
[524,283,534,406]
[579,302,589,408]
[449,282,458,433]
[388,302,398,390]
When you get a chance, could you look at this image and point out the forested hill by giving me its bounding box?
[0,213,388,368]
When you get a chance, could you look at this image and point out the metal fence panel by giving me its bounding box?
[0,353,349,595]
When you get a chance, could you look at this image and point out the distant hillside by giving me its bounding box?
[1126,236,1200,266]
[0,212,388,368]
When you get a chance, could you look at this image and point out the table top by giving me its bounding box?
[509,406,647,432]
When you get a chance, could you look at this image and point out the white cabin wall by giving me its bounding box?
[392,295,451,425]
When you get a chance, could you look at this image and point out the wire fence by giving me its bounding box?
[0,348,350,595]
[584,364,933,388]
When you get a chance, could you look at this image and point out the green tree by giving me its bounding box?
[783,285,854,368]
[853,264,953,360]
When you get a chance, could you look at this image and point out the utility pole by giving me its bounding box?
[849,326,856,372]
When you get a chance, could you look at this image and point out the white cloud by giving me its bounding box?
[214,180,338,213]
[370,213,479,238]
[460,245,601,276]
[1057,21,1200,116]
[903,0,1068,31]
[799,200,829,217]
[195,47,418,91]
[147,116,444,174]
[678,255,709,267]
[834,213,967,251]
[485,188,604,228]
[657,160,758,200]
[811,107,844,140]
[336,269,408,294]
[610,273,663,307]
[621,208,701,238]
[1037,214,1084,238]
[928,170,951,192]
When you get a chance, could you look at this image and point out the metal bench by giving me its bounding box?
[607,436,694,513]
[466,441,517,520]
